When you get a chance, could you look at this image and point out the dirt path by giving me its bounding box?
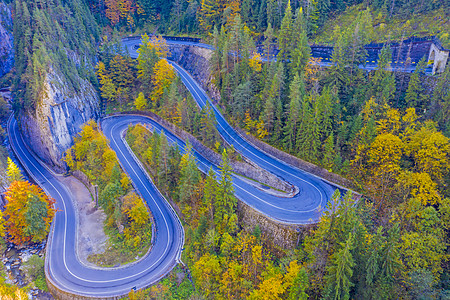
[56,176,107,267]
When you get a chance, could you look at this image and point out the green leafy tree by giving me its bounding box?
[288,267,309,300]
[137,34,159,93]
[24,195,50,243]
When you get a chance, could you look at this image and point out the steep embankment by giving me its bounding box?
[0,1,13,78]
[12,0,100,170]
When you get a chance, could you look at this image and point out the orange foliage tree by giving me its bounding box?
[4,181,56,245]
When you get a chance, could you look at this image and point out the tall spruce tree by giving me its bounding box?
[324,233,355,300]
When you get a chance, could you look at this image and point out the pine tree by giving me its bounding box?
[284,74,304,152]
[306,0,319,34]
[434,66,450,135]
[179,142,200,204]
[211,26,222,81]
[404,56,428,110]
[290,9,311,79]
[263,23,275,60]
[381,223,401,280]
[199,102,218,148]
[365,226,385,287]
[157,131,170,191]
[322,133,335,170]
[317,0,330,28]
[203,168,217,223]
[278,0,293,63]
[371,45,396,104]
[324,233,355,300]
[215,149,236,227]
[328,27,350,94]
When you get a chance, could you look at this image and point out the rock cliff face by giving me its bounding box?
[12,0,100,170]
[0,2,13,78]
[168,45,221,102]
[19,70,99,171]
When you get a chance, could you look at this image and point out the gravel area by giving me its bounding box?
[55,176,107,267]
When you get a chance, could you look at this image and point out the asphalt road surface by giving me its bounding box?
[122,37,430,73]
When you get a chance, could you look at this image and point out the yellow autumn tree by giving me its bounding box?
[249,52,262,73]
[134,92,147,110]
[4,181,56,245]
[376,107,401,135]
[6,157,23,183]
[198,0,224,33]
[249,265,285,300]
[405,124,450,185]
[192,253,222,296]
[366,133,403,210]
[396,171,441,206]
[122,192,151,250]
[151,59,176,107]
[96,61,117,103]
[148,35,169,58]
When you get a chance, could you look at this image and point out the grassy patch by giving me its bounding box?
[87,224,151,267]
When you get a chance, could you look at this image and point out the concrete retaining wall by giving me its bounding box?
[46,278,121,300]
[237,201,314,249]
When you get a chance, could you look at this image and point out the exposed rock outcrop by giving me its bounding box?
[19,70,99,171]
[0,1,13,78]
[168,45,221,102]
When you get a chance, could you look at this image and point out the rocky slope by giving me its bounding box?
[168,45,221,102]
[19,70,99,171]
[0,1,13,78]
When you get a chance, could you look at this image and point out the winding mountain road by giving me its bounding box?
[8,116,183,297]
[6,38,336,298]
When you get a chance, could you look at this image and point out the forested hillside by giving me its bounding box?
[0,0,448,298]
[88,0,449,43]
[11,0,101,169]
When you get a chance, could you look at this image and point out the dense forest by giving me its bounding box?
[86,0,449,45]
[0,0,449,298]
